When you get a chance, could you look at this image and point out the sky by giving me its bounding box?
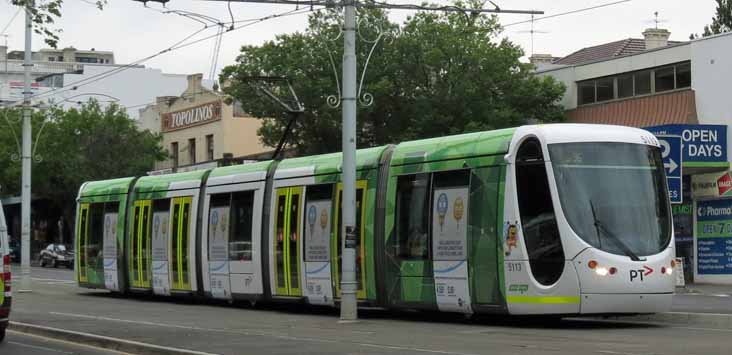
[0,0,720,80]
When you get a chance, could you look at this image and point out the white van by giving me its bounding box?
[0,201,10,342]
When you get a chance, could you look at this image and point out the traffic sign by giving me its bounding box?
[657,135,683,204]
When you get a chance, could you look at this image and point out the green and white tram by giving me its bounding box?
[75,124,675,315]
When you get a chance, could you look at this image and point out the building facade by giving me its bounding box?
[140,74,271,173]
[1,45,201,119]
[537,28,732,284]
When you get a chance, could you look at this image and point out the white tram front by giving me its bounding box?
[502,124,674,315]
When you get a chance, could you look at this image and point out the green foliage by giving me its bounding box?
[0,101,166,215]
[10,0,107,48]
[221,3,566,155]
[691,0,732,39]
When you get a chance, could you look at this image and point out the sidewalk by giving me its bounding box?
[676,283,732,296]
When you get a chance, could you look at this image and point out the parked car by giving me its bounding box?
[8,239,19,263]
[39,243,74,269]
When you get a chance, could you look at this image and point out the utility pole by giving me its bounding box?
[339,0,357,321]
[20,4,33,293]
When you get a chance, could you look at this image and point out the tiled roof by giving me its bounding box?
[554,38,683,65]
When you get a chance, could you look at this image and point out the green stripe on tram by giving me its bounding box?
[506,295,581,304]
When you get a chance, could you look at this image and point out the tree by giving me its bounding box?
[691,0,732,39]
[10,0,106,48]
[221,4,566,156]
[0,101,166,231]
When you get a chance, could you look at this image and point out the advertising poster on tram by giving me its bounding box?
[432,187,472,313]
[103,213,119,291]
[304,200,334,306]
[208,207,231,299]
[696,199,732,275]
[151,211,171,295]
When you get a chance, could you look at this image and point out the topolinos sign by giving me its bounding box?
[645,124,727,166]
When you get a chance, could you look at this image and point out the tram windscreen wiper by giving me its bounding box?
[589,200,641,262]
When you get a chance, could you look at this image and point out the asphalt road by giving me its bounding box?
[7,265,732,355]
[0,331,122,355]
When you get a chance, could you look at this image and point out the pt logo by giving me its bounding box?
[630,265,654,282]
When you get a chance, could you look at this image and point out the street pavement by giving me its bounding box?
[0,330,123,355]
[7,265,732,355]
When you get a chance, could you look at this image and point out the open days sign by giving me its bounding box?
[645,124,727,163]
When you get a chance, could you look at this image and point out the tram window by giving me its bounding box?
[141,204,151,282]
[171,202,180,285]
[396,174,431,260]
[131,206,140,282]
[433,170,470,188]
[78,207,89,275]
[275,194,287,288]
[516,139,565,286]
[88,204,105,274]
[305,185,333,263]
[180,202,191,285]
[230,191,254,261]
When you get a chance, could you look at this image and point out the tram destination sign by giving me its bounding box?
[162,101,222,132]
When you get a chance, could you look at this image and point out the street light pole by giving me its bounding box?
[339,0,358,321]
[19,4,33,293]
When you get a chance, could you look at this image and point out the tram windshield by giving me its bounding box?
[549,142,671,257]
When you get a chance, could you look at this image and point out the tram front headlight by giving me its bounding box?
[595,267,609,276]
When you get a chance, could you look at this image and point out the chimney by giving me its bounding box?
[529,54,556,65]
[643,28,671,50]
[186,73,204,93]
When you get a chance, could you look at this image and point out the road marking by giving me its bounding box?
[7,341,74,354]
[50,311,475,354]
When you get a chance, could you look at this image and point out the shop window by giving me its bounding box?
[634,70,652,95]
[171,142,179,168]
[655,66,675,92]
[188,138,196,164]
[206,134,214,161]
[617,74,634,98]
[676,62,691,88]
[577,80,595,105]
[396,173,431,260]
[596,77,614,102]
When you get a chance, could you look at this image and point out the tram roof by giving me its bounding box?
[134,170,208,193]
[208,160,274,179]
[390,127,516,165]
[274,146,390,178]
[79,177,136,197]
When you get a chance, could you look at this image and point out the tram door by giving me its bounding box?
[170,197,193,291]
[130,200,152,289]
[273,187,303,297]
[333,181,367,299]
[77,203,90,283]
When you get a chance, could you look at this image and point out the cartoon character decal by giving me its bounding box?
[503,221,519,256]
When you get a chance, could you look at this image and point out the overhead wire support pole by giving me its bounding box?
[20,3,33,293]
[339,0,358,322]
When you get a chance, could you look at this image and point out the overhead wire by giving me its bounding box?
[501,0,632,28]
[0,6,21,36]
[11,6,318,107]
[0,6,321,111]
